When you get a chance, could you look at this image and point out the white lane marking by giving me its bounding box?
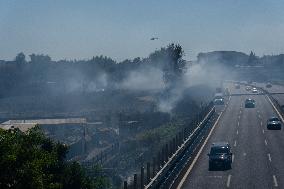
[239,110,242,114]
[260,121,263,126]
[243,152,247,156]
[236,130,239,135]
[226,175,232,188]
[264,139,268,146]
[273,175,278,187]
[176,106,227,189]
[232,154,235,163]
[208,175,223,178]
[234,140,237,147]
[238,115,241,120]
[268,153,272,162]
[258,114,261,119]
[262,129,265,134]
[237,122,240,126]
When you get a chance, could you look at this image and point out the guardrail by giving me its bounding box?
[256,87,284,122]
[122,102,216,189]
[145,106,215,189]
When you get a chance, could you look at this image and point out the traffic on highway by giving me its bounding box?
[178,82,284,189]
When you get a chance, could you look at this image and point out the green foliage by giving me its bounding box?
[15,52,26,64]
[137,122,182,148]
[247,51,258,65]
[0,126,109,189]
[29,54,52,64]
[149,43,186,87]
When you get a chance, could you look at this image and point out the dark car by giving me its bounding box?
[214,98,224,105]
[245,98,255,108]
[267,117,282,130]
[208,142,232,170]
[266,83,272,88]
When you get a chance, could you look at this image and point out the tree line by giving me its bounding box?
[0,43,186,97]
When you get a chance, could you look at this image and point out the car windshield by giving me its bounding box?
[210,147,229,154]
[246,99,254,103]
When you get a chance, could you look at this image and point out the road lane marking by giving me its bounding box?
[208,175,223,178]
[238,115,241,120]
[243,152,247,156]
[237,122,240,126]
[236,130,239,135]
[234,140,237,147]
[260,121,263,126]
[258,114,261,119]
[226,175,232,188]
[273,175,278,187]
[232,154,235,163]
[239,110,242,114]
[265,139,268,146]
[262,129,265,134]
[268,153,272,162]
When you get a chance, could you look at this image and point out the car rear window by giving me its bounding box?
[269,118,279,122]
[210,146,229,154]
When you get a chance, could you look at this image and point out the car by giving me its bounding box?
[266,83,272,88]
[208,142,232,170]
[267,117,282,130]
[214,93,224,105]
[245,98,255,108]
[235,84,240,89]
[245,86,251,91]
[214,98,224,105]
[251,88,258,93]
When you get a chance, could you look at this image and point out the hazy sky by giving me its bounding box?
[1,0,284,61]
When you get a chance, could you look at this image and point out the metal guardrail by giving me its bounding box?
[144,106,216,189]
[257,87,284,122]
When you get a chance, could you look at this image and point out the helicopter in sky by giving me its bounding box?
[150,37,159,40]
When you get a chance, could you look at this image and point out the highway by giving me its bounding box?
[178,83,284,189]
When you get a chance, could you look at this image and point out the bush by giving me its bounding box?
[0,126,109,189]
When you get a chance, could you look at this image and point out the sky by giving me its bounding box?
[0,0,284,61]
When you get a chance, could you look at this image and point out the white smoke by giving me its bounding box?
[120,67,165,91]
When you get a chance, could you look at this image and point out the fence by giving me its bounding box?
[122,101,215,189]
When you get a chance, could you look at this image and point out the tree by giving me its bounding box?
[0,126,109,189]
[15,52,26,64]
[247,51,258,65]
[149,43,186,88]
[29,54,52,64]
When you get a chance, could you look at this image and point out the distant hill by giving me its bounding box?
[197,51,249,67]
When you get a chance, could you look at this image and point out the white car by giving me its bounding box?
[252,88,258,93]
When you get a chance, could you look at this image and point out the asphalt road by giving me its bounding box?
[179,83,284,189]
